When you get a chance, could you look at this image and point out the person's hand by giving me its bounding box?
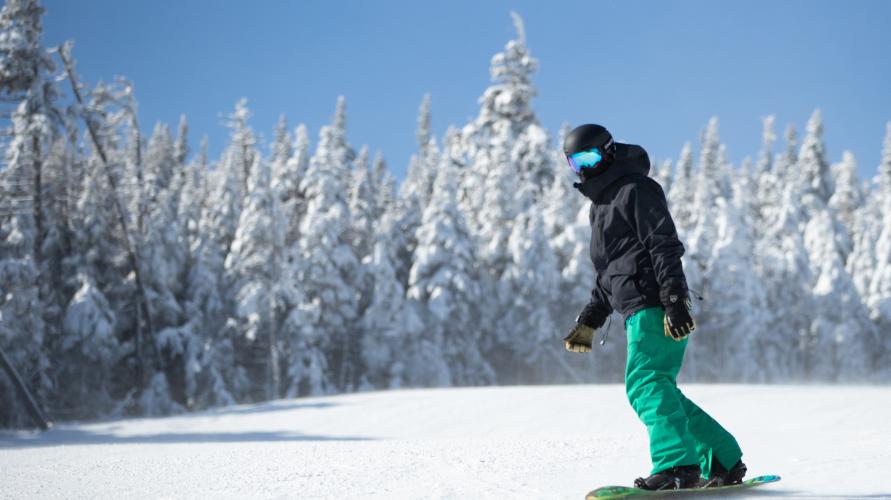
[563,323,597,353]
[663,296,695,341]
[563,308,607,353]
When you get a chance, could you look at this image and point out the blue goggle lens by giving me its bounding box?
[567,147,603,174]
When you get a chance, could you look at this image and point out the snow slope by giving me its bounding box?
[2,384,890,499]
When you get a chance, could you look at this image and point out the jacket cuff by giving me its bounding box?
[577,302,609,329]
[659,278,688,307]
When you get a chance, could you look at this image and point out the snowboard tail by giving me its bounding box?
[586,474,781,499]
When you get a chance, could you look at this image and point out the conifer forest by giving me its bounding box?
[2,2,890,428]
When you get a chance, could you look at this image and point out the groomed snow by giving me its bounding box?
[2,384,890,499]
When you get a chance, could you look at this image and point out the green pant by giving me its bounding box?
[625,307,743,477]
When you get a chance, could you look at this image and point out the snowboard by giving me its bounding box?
[586,475,781,499]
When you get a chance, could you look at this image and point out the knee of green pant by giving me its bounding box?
[625,373,649,406]
[626,384,647,414]
[626,378,662,415]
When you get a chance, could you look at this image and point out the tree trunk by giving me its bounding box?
[0,345,51,430]
[57,45,159,390]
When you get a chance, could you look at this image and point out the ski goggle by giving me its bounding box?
[566,147,604,174]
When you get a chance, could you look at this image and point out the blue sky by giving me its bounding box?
[42,0,891,180]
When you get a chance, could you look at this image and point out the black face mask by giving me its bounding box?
[572,155,613,187]
[573,176,598,198]
[571,155,619,202]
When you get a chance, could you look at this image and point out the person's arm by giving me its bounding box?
[626,180,687,292]
[564,276,612,353]
[579,277,613,327]
[626,180,696,340]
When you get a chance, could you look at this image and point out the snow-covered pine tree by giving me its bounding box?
[134,121,193,408]
[184,99,259,404]
[0,0,58,427]
[738,156,753,198]
[775,123,798,184]
[880,122,891,195]
[178,136,207,253]
[803,205,876,381]
[786,110,874,380]
[57,271,121,413]
[408,151,494,386]
[92,80,188,414]
[267,120,316,392]
[753,115,777,233]
[180,245,238,408]
[402,94,438,212]
[477,128,518,279]
[141,122,186,328]
[347,146,378,365]
[497,187,563,383]
[652,158,673,194]
[348,145,376,261]
[755,116,776,180]
[143,123,176,207]
[392,103,443,289]
[205,99,257,273]
[32,134,76,398]
[223,147,293,400]
[692,117,725,217]
[736,156,763,234]
[357,208,419,390]
[289,98,360,395]
[798,110,834,205]
[460,12,552,240]
[752,182,812,380]
[173,114,189,165]
[872,204,891,378]
[372,151,396,221]
[268,114,292,222]
[829,151,863,235]
[58,151,135,417]
[685,118,724,295]
[865,123,891,378]
[273,122,309,250]
[667,142,695,237]
[166,117,190,226]
[167,134,229,410]
[270,114,291,168]
[480,13,551,191]
[682,118,741,378]
[542,154,583,274]
[688,194,768,381]
[541,162,607,373]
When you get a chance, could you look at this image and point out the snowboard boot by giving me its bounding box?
[634,464,701,490]
[699,459,747,488]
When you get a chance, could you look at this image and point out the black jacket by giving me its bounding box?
[575,143,688,325]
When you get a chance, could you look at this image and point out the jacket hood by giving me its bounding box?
[574,143,650,202]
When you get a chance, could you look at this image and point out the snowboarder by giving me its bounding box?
[561,124,746,490]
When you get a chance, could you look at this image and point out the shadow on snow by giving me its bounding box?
[0,399,373,449]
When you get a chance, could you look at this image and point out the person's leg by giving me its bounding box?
[675,390,743,478]
[625,307,698,474]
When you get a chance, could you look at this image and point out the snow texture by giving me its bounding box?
[2,384,890,499]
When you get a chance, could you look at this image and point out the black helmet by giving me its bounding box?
[563,124,616,180]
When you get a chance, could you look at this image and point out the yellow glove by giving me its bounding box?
[563,323,596,353]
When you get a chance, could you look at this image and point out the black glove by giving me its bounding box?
[563,304,608,353]
[660,283,696,341]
